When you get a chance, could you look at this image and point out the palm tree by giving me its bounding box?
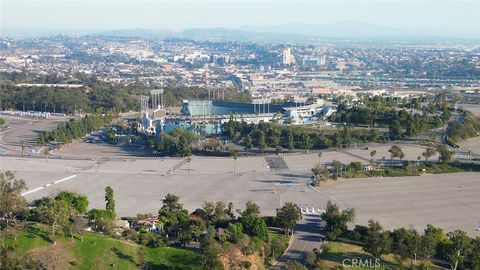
[232,150,238,174]
[45,148,50,162]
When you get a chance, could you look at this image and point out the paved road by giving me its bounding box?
[271,215,325,269]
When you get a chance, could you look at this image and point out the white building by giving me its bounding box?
[283,100,325,124]
[282,48,296,65]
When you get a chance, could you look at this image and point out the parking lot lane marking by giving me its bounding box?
[21,174,78,196]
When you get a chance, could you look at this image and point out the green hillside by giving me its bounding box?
[6,223,200,270]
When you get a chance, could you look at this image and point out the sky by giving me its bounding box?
[1,0,479,37]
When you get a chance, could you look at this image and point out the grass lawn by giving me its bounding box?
[5,223,200,270]
[321,241,443,270]
[145,246,201,270]
[320,241,381,270]
[5,228,49,254]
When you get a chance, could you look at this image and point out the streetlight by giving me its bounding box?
[186,156,192,174]
[231,150,238,174]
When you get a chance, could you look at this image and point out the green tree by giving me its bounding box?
[445,230,473,270]
[437,144,454,163]
[420,224,445,266]
[302,133,313,152]
[158,193,188,230]
[391,228,418,267]
[0,171,27,229]
[177,220,195,247]
[241,215,269,242]
[244,135,253,152]
[340,126,352,148]
[388,145,405,167]
[470,237,480,270]
[199,229,221,270]
[226,115,236,138]
[105,186,115,218]
[363,220,392,270]
[257,130,266,152]
[226,223,243,243]
[178,133,192,157]
[41,199,74,245]
[86,208,115,232]
[405,119,417,137]
[269,124,281,147]
[389,120,403,140]
[347,161,363,174]
[37,132,46,145]
[240,201,261,217]
[287,130,295,151]
[54,191,89,214]
[0,244,26,269]
[276,202,302,236]
[321,201,355,240]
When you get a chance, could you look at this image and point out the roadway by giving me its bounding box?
[271,215,325,269]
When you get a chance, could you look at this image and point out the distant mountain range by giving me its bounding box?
[2,21,479,42]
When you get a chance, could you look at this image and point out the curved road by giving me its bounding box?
[271,215,325,269]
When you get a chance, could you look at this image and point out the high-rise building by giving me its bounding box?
[320,55,326,66]
[282,48,296,65]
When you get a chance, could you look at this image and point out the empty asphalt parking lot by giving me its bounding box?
[2,154,479,236]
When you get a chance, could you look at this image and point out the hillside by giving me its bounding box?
[5,223,200,270]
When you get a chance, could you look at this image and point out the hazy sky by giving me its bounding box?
[1,0,479,33]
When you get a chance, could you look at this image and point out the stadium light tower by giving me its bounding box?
[140,95,150,113]
[150,89,164,110]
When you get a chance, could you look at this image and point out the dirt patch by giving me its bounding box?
[26,241,76,269]
[221,246,265,270]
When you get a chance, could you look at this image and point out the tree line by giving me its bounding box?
[37,113,115,146]
[0,77,250,114]
[310,144,477,184]
[307,201,480,270]
[0,84,138,114]
[225,120,382,153]
[446,112,480,145]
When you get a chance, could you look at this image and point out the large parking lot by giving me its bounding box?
[2,153,479,236]
[1,114,478,235]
